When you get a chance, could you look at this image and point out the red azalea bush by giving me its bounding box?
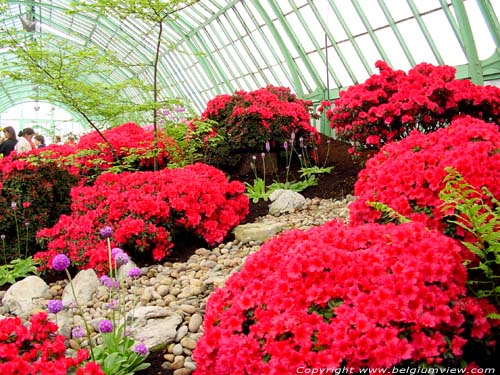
[75,122,181,176]
[194,220,498,373]
[349,116,500,260]
[0,312,103,374]
[35,163,249,273]
[201,85,319,165]
[0,158,80,262]
[322,61,500,152]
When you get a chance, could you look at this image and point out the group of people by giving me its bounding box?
[0,126,74,157]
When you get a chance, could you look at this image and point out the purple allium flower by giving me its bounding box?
[111,247,124,258]
[260,152,265,159]
[128,267,142,278]
[11,202,17,210]
[99,275,111,286]
[99,275,119,289]
[134,342,148,356]
[106,299,119,310]
[47,299,63,314]
[283,141,288,150]
[299,137,304,147]
[71,326,86,339]
[99,319,113,333]
[99,226,113,239]
[1,234,5,240]
[115,252,129,265]
[291,132,296,141]
[265,141,270,153]
[52,254,70,271]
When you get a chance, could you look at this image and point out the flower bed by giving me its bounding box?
[35,163,249,273]
[201,85,319,166]
[349,116,500,260]
[194,220,497,373]
[323,61,500,152]
[0,312,103,374]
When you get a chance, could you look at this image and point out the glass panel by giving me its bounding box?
[465,0,497,59]
[422,12,466,66]
[285,12,314,51]
[374,28,413,71]
[398,18,437,65]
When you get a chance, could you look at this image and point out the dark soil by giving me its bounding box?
[138,136,365,375]
[165,134,364,263]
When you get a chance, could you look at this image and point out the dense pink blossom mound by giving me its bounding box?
[35,163,249,273]
[349,116,500,246]
[193,220,497,374]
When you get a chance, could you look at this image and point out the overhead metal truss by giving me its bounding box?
[1,0,499,131]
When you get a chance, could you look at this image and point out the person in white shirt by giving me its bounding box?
[15,127,35,154]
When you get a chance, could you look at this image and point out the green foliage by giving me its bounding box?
[367,201,412,224]
[299,166,333,179]
[0,257,38,286]
[93,325,150,375]
[163,119,224,167]
[245,178,270,203]
[440,167,500,305]
[268,176,318,193]
[0,31,151,128]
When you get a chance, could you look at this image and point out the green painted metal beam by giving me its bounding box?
[406,0,445,65]
[267,0,323,90]
[451,0,483,84]
[328,0,374,76]
[251,0,303,96]
[352,0,391,65]
[477,0,500,46]
[377,0,416,66]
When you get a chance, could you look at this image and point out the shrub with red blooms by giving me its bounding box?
[322,61,500,152]
[193,221,498,374]
[75,122,181,175]
[201,85,319,165]
[349,116,500,262]
[0,158,80,261]
[0,312,104,374]
[35,163,249,273]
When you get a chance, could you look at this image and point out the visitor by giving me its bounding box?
[0,126,18,157]
[65,135,76,146]
[34,134,46,148]
[53,135,64,145]
[15,127,36,154]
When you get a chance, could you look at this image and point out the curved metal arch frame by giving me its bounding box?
[0,0,499,134]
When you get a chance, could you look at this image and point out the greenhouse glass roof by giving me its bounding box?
[1,0,500,129]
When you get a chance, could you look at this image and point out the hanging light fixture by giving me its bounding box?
[19,15,36,32]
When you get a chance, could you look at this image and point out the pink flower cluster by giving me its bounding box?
[322,61,500,152]
[201,85,319,152]
[35,163,249,273]
[194,221,497,373]
[0,312,103,374]
[349,116,500,261]
[76,122,180,172]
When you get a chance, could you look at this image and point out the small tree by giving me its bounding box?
[0,26,153,160]
[71,0,199,170]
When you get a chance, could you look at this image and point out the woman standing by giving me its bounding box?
[0,126,18,157]
[15,127,35,154]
